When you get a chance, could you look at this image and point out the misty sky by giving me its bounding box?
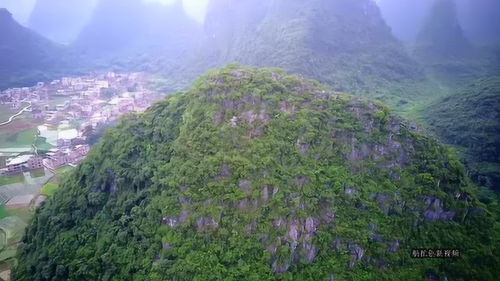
[0,0,210,24]
[0,0,36,24]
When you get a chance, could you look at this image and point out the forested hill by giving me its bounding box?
[14,66,499,281]
[190,0,423,97]
[425,77,500,191]
[0,8,69,90]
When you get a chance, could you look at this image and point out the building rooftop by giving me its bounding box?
[6,155,32,166]
[58,129,78,140]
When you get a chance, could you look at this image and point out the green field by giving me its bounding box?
[34,136,53,151]
[40,183,58,197]
[0,104,19,123]
[29,169,45,179]
[0,128,37,149]
[56,166,74,175]
[0,175,24,187]
[6,209,33,224]
[0,207,10,220]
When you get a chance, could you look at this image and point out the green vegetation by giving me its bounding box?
[56,166,74,176]
[0,128,37,149]
[40,183,58,197]
[13,66,500,281]
[424,77,500,190]
[0,215,29,270]
[29,169,45,179]
[39,166,74,197]
[0,175,23,187]
[0,207,10,220]
[0,105,15,123]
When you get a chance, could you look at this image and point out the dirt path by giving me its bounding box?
[0,101,32,127]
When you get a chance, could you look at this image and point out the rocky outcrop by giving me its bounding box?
[423,197,455,221]
[266,217,322,272]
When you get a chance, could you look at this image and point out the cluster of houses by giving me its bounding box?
[0,72,163,176]
[1,155,44,174]
[1,144,91,175]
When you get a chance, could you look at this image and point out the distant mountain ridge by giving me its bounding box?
[415,0,471,59]
[378,0,500,45]
[74,0,201,69]
[176,0,425,99]
[0,8,67,89]
[28,0,97,44]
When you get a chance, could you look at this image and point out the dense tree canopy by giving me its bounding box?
[13,66,500,281]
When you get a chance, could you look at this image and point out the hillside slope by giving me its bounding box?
[424,77,500,190]
[14,66,499,280]
[0,8,66,89]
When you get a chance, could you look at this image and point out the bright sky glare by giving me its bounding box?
[0,0,210,24]
[0,0,36,24]
[145,0,209,22]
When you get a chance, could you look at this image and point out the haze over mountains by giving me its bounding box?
[195,0,422,94]
[415,0,471,59]
[74,0,200,56]
[0,8,66,89]
[28,0,97,44]
[378,0,500,44]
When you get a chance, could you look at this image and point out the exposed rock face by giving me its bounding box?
[389,240,400,252]
[267,217,321,272]
[348,244,365,268]
[423,197,456,221]
[196,217,219,231]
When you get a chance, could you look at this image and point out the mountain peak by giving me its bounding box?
[0,8,13,19]
[416,0,471,58]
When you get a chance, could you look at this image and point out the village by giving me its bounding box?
[0,72,163,176]
[0,72,164,278]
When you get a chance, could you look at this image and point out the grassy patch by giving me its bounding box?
[56,166,74,176]
[29,168,45,178]
[0,105,16,123]
[7,209,33,224]
[0,207,10,220]
[0,128,37,149]
[40,183,58,197]
[34,136,53,151]
[0,175,24,187]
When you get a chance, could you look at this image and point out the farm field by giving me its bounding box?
[0,168,52,274]
[0,105,16,123]
[0,128,36,149]
[0,207,10,220]
[0,175,23,187]
[29,169,45,179]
